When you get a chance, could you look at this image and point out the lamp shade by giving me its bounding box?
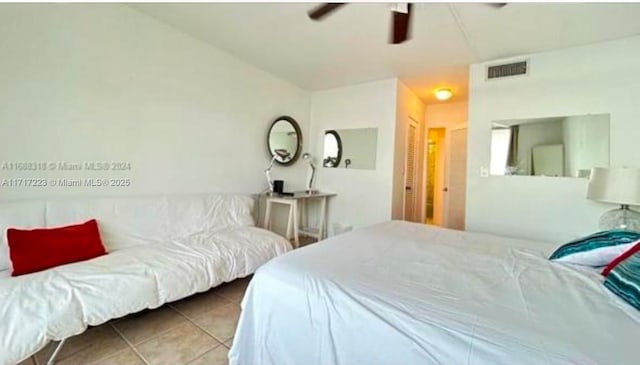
[587,167,640,206]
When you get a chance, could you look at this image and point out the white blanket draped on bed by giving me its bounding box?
[230,221,639,365]
[0,226,291,365]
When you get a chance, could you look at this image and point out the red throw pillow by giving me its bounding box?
[7,219,107,276]
[602,240,640,276]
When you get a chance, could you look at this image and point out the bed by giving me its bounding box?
[229,220,639,365]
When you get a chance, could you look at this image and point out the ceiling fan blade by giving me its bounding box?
[487,3,508,8]
[308,3,346,21]
[390,3,412,44]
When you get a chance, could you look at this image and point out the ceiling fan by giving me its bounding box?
[308,3,507,44]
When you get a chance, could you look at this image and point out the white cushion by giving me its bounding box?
[46,196,171,252]
[44,194,255,252]
[549,230,640,267]
[164,194,255,235]
[552,241,638,267]
[1,194,255,268]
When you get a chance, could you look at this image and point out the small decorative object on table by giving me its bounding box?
[273,180,284,194]
[587,167,640,232]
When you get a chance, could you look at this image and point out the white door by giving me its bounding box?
[444,126,467,230]
[404,120,419,221]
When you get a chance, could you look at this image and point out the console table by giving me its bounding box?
[263,191,336,247]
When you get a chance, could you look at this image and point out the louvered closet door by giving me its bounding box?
[404,120,418,221]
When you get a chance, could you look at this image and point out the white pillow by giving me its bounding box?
[549,230,640,267]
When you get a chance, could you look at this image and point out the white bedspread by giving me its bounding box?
[1,226,290,365]
[230,221,639,365]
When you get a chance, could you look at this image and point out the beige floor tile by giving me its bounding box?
[135,322,218,365]
[191,303,240,342]
[89,348,146,365]
[30,284,248,365]
[187,345,228,365]
[113,306,188,344]
[36,325,129,365]
[223,338,233,349]
[170,290,231,320]
[213,278,251,303]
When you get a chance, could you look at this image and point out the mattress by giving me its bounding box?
[229,221,639,365]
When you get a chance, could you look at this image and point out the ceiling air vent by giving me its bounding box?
[487,60,528,80]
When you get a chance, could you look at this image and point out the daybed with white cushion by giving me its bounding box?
[230,220,639,365]
[0,194,291,365]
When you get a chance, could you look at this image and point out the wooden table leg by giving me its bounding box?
[264,199,272,229]
[292,200,299,247]
[319,197,327,240]
[285,201,293,241]
[300,198,307,232]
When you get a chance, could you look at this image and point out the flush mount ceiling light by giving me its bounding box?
[434,88,453,101]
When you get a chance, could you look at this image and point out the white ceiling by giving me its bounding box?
[132,3,640,104]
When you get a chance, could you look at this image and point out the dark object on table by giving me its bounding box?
[273,180,284,194]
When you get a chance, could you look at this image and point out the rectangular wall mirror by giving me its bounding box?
[323,128,378,170]
[490,113,610,177]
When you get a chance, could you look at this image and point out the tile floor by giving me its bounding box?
[18,277,250,365]
[17,236,317,365]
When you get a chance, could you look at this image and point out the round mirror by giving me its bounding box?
[267,116,302,166]
[322,130,342,168]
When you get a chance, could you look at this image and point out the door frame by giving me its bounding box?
[403,118,420,222]
[442,123,467,228]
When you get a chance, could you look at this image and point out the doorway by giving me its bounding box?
[425,128,445,225]
[424,125,467,230]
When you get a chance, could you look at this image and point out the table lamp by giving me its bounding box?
[302,152,317,193]
[587,167,640,232]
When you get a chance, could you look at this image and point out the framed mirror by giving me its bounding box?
[323,130,342,167]
[267,116,302,165]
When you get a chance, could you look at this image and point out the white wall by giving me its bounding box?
[309,79,398,232]
[0,4,311,201]
[424,101,468,128]
[466,35,640,243]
